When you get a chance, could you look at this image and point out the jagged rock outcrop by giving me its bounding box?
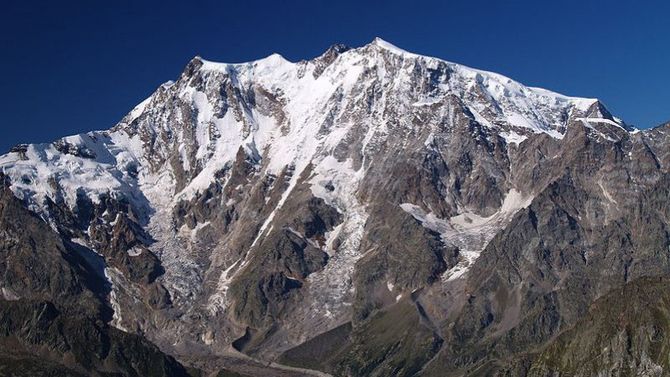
[0,175,189,376]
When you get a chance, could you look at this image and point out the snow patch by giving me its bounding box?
[400,189,533,281]
[500,130,528,145]
[300,156,370,323]
[127,247,143,257]
[104,267,129,332]
[576,118,618,141]
[576,117,626,130]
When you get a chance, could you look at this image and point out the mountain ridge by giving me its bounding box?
[0,38,668,376]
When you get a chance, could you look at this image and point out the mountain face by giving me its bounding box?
[0,38,669,376]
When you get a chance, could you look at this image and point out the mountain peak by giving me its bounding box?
[184,53,293,74]
[321,43,350,57]
[368,37,411,55]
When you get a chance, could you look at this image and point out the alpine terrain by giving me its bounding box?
[2,38,670,376]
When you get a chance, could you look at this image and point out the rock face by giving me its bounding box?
[0,38,669,376]
[0,177,189,376]
[528,277,670,377]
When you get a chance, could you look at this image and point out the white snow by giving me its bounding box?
[576,117,625,130]
[413,98,441,107]
[370,37,413,56]
[400,189,533,282]
[576,117,629,140]
[127,96,152,123]
[127,246,144,257]
[576,118,619,141]
[500,130,528,145]
[0,136,127,217]
[300,155,369,325]
[104,267,129,332]
[207,263,237,315]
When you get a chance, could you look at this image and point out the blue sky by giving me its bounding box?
[1,0,668,152]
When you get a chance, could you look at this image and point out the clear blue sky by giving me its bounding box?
[1,0,668,152]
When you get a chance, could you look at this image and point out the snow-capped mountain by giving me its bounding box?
[1,38,624,214]
[1,38,668,376]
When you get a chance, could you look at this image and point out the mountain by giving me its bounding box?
[0,38,669,376]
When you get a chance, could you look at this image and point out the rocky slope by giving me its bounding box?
[528,276,670,377]
[0,176,190,376]
[0,38,668,376]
